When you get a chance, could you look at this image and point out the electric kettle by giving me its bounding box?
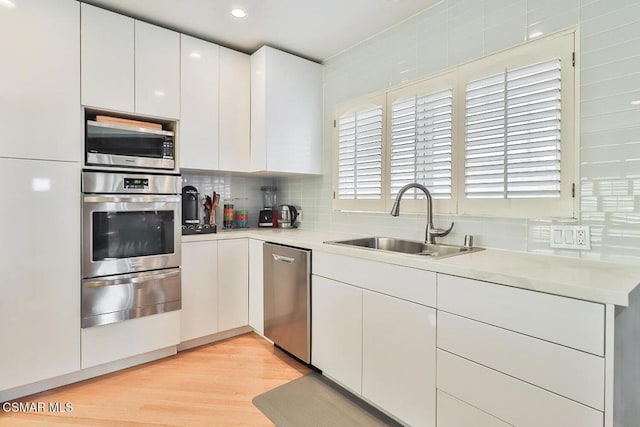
[277,205,298,228]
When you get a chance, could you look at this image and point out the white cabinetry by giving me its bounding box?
[81,3,134,113]
[0,159,81,392]
[250,46,322,174]
[311,276,363,394]
[436,273,606,427]
[362,290,436,427]
[81,311,180,369]
[180,35,219,170]
[1,0,80,162]
[312,252,437,425]
[218,239,249,331]
[80,5,180,119]
[219,47,251,172]
[437,390,511,427]
[135,21,180,119]
[181,240,219,341]
[248,239,264,334]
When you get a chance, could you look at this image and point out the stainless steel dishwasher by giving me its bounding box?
[263,242,311,363]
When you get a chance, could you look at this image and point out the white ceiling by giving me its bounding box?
[83,0,441,62]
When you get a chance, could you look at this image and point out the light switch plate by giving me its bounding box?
[549,225,591,250]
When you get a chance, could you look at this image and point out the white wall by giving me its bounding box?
[278,0,640,265]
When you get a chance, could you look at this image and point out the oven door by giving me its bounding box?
[82,194,181,278]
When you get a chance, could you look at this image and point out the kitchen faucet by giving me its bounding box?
[390,183,454,244]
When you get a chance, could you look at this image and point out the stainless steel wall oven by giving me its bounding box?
[81,171,182,328]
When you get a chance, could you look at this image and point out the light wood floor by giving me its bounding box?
[0,333,310,426]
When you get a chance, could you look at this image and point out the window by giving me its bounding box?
[387,73,458,213]
[333,95,386,211]
[458,32,575,217]
[333,31,576,218]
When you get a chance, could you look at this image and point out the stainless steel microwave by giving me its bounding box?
[85,120,175,171]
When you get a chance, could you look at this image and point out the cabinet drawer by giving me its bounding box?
[438,312,604,410]
[81,311,180,369]
[437,390,511,427]
[437,350,603,427]
[314,251,436,307]
[437,274,604,355]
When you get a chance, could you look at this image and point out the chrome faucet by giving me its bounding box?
[390,183,454,244]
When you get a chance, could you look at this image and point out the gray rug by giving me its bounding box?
[252,372,402,427]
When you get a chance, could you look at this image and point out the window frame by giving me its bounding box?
[332,94,388,212]
[457,32,576,218]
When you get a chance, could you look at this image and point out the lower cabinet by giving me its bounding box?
[312,275,363,394]
[248,239,264,334]
[218,239,249,331]
[180,238,249,343]
[81,311,180,369]
[181,240,219,341]
[362,290,436,427]
[312,263,437,426]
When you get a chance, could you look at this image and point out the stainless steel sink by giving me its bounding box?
[325,236,484,259]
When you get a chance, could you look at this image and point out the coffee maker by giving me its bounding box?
[258,186,277,227]
[182,185,199,225]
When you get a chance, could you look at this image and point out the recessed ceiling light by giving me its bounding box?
[231,8,247,18]
[631,100,640,106]
[0,0,16,8]
[154,90,165,97]
[190,52,201,58]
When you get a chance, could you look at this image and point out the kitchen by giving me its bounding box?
[2,0,640,426]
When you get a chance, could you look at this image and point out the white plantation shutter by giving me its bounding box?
[336,104,384,202]
[465,58,563,199]
[390,89,453,200]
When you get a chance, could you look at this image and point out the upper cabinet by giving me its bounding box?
[219,47,251,172]
[135,21,180,119]
[251,46,322,174]
[81,4,134,113]
[81,4,180,120]
[1,0,81,162]
[180,34,220,170]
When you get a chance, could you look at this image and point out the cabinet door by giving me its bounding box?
[250,46,322,174]
[218,239,249,331]
[362,290,436,427]
[1,0,81,162]
[219,47,251,172]
[248,239,264,334]
[181,241,219,342]
[81,4,134,113]
[180,35,219,170]
[135,21,180,119]
[311,276,362,394]
[0,159,81,391]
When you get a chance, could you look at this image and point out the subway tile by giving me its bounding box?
[581,74,640,102]
[484,0,526,29]
[580,0,640,21]
[484,18,527,54]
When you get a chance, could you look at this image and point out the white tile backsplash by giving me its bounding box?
[182,172,274,228]
[276,0,640,265]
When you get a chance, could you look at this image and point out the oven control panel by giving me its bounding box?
[124,177,149,190]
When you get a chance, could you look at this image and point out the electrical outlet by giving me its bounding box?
[549,225,591,250]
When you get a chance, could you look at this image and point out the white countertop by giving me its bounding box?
[183,228,640,306]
